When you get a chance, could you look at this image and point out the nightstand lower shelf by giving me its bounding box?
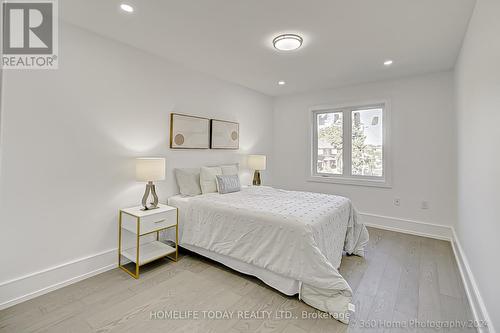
[122,241,176,266]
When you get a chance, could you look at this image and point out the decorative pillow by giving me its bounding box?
[216,175,241,194]
[174,168,202,196]
[220,164,239,176]
[200,166,222,193]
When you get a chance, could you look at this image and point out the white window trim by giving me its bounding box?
[308,100,392,188]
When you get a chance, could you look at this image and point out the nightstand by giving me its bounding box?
[118,204,178,279]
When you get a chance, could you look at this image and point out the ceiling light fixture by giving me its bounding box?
[278,80,286,86]
[120,3,134,13]
[384,59,393,66]
[273,34,303,51]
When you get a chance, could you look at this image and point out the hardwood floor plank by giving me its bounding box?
[230,287,287,332]
[353,249,389,298]
[360,233,403,333]
[434,240,463,299]
[35,316,94,333]
[417,237,443,333]
[393,233,421,318]
[282,323,308,333]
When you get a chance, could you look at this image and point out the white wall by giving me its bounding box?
[455,0,499,331]
[0,22,273,307]
[272,72,456,233]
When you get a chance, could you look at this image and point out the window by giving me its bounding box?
[311,102,391,187]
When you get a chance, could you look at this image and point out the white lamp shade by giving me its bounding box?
[136,158,165,182]
[248,155,266,170]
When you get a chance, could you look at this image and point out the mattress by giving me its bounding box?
[168,186,369,323]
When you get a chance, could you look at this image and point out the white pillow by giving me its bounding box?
[220,164,239,176]
[200,166,222,193]
[174,168,202,196]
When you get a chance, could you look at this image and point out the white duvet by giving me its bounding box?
[180,186,369,323]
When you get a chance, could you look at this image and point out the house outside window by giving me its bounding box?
[310,101,391,187]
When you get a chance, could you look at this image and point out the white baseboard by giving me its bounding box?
[360,212,453,240]
[0,248,117,310]
[450,229,495,333]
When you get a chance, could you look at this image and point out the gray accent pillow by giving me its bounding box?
[175,168,202,196]
[215,175,241,194]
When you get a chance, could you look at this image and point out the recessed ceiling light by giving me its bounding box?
[278,80,286,86]
[384,60,393,66]
[120,3,134,13]
[273,34,303,51]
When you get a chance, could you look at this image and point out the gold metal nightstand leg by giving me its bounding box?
[135,216,140,278]
[119,265,139,279]
[118,211,122,268]
[165,211,179,263]
[175,215,179,261]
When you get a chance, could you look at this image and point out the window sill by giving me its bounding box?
[307,175,392,188]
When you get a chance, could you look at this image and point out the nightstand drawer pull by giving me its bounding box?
[154,219,166,224]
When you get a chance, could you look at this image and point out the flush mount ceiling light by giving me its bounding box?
[273,34,303,51]
[384,59,393,66]
[278,80,286,86]
[120,3,134,13]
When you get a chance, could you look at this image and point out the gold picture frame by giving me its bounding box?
[210,119,239,149]
[170,113,210,149]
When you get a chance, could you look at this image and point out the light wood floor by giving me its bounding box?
[0,227,475,333]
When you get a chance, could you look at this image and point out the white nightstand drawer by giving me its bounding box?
[121,204,177,235]
[140,209,177,234]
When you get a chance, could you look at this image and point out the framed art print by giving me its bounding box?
[210,119,239,149]
[170,113,210,149]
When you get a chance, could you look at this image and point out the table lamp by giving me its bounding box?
[136,158,165,210]
[248,155,266,186]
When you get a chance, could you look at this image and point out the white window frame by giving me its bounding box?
[309,100,392,188]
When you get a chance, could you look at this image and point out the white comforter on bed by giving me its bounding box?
[180,186,369,323]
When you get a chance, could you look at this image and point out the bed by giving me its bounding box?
[167,186,369,324]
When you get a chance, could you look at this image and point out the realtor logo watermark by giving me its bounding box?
[1,0,58,69]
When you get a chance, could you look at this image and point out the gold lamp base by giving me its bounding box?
[252,170,261,186]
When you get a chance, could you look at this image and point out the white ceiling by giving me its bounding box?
[61,0,476,96]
